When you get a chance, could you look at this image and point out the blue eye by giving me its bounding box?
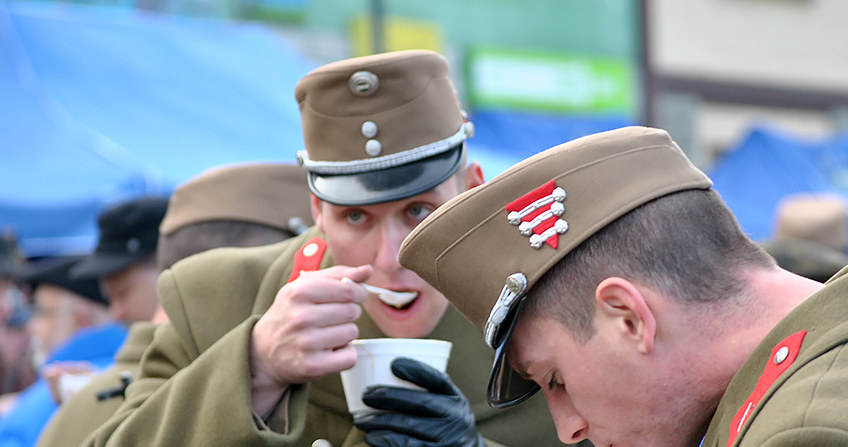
[408,204,433,220]
[345,210,365,223]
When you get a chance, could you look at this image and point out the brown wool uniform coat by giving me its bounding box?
[37,322,157,447]
[702,268,848,446]
[83,228,565,447]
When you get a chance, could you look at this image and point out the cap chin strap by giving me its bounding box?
[484,273,527,349]
[297,123,472,175]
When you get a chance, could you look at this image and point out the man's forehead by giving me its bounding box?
[33,283,68,301]
[507,314,547,378]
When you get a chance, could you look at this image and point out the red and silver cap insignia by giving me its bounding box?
[505,180,568,249]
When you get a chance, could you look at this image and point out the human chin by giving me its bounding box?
[363,290,448,338]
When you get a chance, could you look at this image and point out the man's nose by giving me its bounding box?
[372,222,406,273]
[547,391,590,444]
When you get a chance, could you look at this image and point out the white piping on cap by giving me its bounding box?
[298,122,472,175]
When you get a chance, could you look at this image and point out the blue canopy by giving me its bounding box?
[0,0,637,257]
[0,1,316,256]
[468,109,632,161]
[710,125,848,242]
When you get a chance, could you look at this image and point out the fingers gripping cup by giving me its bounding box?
[340,338,452,416]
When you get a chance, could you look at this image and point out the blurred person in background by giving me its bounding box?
[0,256,123,447]
[5,197,169,442]
[760,193,848,282]
[36,162,313,447]
[70,197,170,325]
[84,50,566,447]
[0,232,35,413]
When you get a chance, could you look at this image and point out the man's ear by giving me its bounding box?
[309,194,324,233]
[594,277,656,354]
[463,161,484,191]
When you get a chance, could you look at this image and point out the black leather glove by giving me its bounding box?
[352,357,486,447]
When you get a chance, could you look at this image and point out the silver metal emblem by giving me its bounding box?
[349,71,379,96]
[484,273,528,348]
[505,273,527,295]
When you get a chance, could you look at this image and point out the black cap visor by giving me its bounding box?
[487,295,541,408]
[308,145,464,206]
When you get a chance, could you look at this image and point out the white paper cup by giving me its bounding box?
[340,338,452,416]
[58,370,97,403]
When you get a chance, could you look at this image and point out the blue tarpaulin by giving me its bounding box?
[1,0,316,256]
[468,109,633,161]
[0,0,638,258]
[710,125,848,243]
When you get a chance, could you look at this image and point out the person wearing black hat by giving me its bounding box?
[0,256,125,447]
[71,197,168,325]
[84,51,563,447]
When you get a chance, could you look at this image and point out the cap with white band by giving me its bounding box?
[295,50,473,206]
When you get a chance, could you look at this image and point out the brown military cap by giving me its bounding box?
[398,126,712,407]
[773,193,847,253]
[159,163,313,236]
[295,50,473,206]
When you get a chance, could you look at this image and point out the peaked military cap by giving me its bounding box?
[71,197,169,279]
[295,50,473,206]
[159,163,313,237]
[399,126,713,407]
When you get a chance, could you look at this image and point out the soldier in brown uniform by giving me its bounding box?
[38,163,313,447]
[399,126,848,447]
[83,50,565,447]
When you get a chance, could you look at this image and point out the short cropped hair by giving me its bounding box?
[527,189,775,343]
[156,220,293,271]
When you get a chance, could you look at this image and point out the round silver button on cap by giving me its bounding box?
[361,121,378,138]
[365,139,382,156]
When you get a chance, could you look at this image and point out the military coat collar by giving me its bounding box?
[702,267,848,446]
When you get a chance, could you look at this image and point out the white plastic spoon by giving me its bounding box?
[341,278,419,308]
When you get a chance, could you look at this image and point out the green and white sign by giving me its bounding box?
[467,47,636,114]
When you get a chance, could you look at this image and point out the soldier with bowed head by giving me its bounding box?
[400,126,848,447]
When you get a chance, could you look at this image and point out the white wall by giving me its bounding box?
[651,0,848,93]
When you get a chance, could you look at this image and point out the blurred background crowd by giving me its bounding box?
[2,0,848,444]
